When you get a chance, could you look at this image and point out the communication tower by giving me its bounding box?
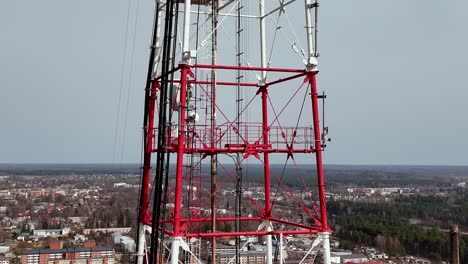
[136,0,331,263]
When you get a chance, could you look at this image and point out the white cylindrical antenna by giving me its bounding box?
[182,0,192,60]
[304,0,317,68]
[259,0,267,82]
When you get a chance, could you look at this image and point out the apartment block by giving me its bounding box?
[21,241,114,264]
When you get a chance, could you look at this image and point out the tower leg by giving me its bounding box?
[319,232,331,264]
[258,220,273,264]
[137,224,146,264]
[309,73,329,231]
[279,233,284,264]
[266,222,273,264]
[299,233,329,264]
[170,238,181,264]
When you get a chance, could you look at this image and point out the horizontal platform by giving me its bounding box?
[152,123,317,154]
[183,147,313,154]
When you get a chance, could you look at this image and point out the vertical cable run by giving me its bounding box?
[162,1,181,261]
[149,1,176,263]
[136,1,160,263]
[210,1,219,264]
[235,0,244,263]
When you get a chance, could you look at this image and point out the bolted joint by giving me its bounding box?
[256,85,269,95]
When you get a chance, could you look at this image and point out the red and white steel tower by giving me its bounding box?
[136,0,331,263]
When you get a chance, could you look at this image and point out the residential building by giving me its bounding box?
[330,250,352,263]
[341,253,368,263]
[0,255,10,264]
[82,228,131,235]
[32,228,70,238]
[20,240,114,264]
[216,252,267,264]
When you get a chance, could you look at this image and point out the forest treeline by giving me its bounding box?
[328,191,468,262]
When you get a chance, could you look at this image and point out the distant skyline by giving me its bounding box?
[1,0,467,165]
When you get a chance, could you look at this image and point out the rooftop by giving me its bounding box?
[22,246,113,255]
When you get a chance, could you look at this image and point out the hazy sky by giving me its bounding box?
[1,0,467,165]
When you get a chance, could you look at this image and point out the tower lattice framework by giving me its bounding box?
[135,1,332,263]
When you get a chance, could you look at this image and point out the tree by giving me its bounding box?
[374,234,386,249]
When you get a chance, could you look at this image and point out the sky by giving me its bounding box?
[0,0,467,165]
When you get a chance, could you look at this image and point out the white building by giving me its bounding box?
[0,247,9,254]
[329,254,340,264]
[32,228,70,238]
[341,254,368,263]
[83,227,131,235]
[113,183,130,188]
[240,236,258,243]
[330,251,352,263]
[74,234,87,243]
[111,232,122,245]
[120,236,136,253]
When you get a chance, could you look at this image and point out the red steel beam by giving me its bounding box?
[153,65,182,81]
[166,216,263,223]
[265,71,309,87]
[152,148,315,154]
[172,64,189,236]
[189,80,259,87]
[268,217,320,230]
[261,86,272,217]
[146,217,322,231]
[182,229,320,238]
[309,72,330,232]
